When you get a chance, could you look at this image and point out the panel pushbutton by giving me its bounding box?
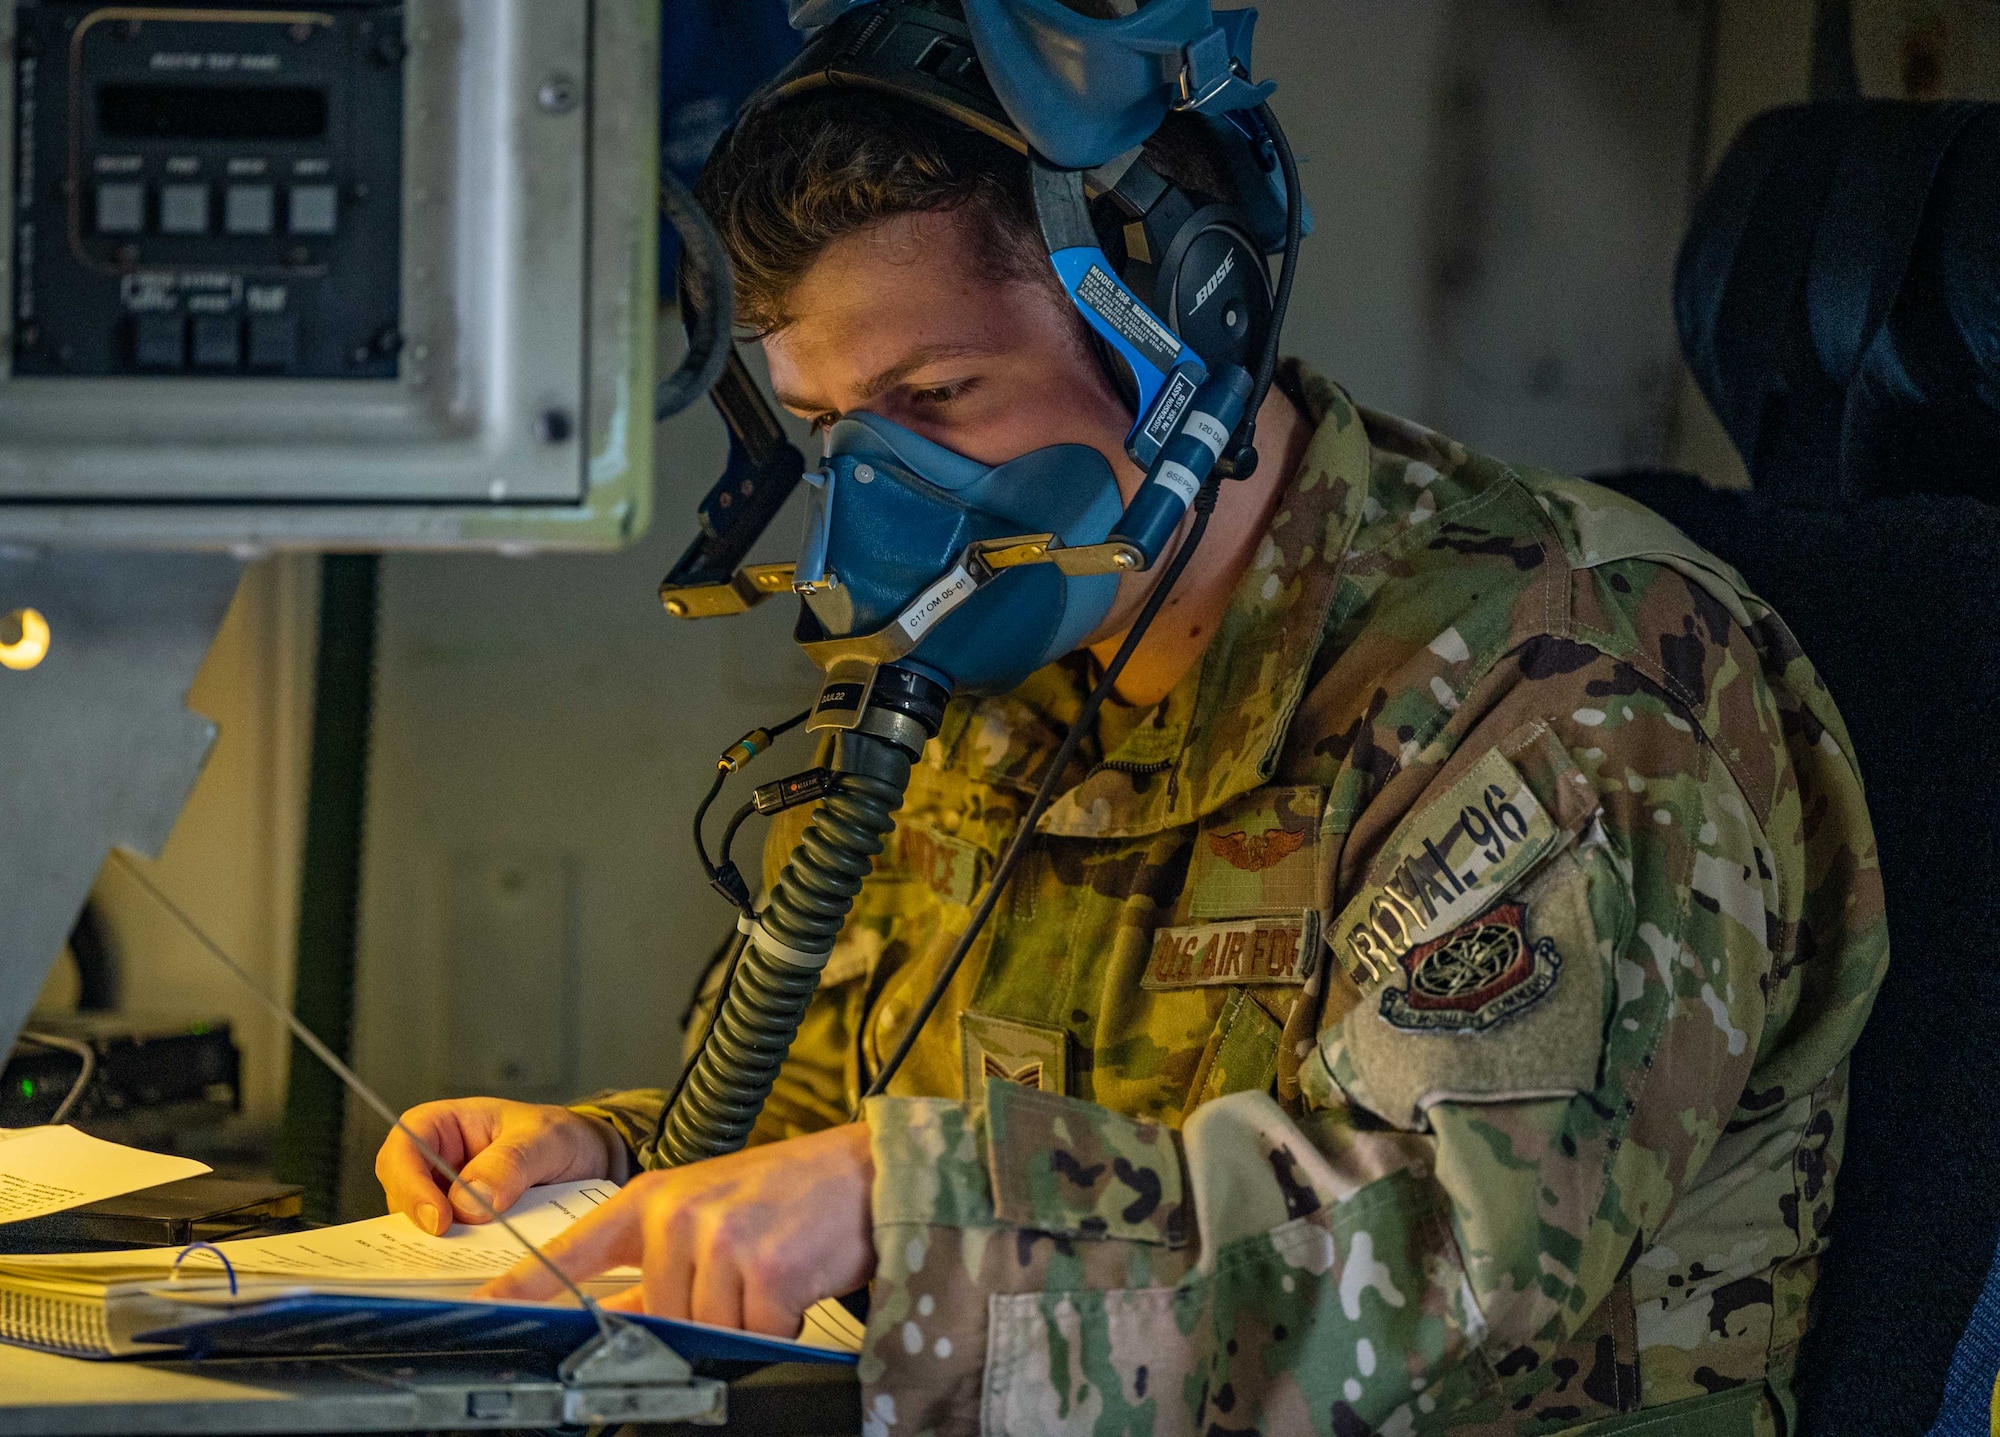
[132,313,186,370]
[247,313,300,371]
[288,185,338,236]
[192,313,242,369]
[96,183,145,235]
[159,185,210,235]
[225,184,276,236]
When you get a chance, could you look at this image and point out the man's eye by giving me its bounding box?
[808,412,840,434]
[908,381,970,408]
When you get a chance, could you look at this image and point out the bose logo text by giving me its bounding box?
[1190,251,1236,314]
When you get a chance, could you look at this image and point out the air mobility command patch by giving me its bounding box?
[1331,748,1563,987]
[1377,900,1559,1033]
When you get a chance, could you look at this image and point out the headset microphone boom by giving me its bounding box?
[651,0,1305,1165]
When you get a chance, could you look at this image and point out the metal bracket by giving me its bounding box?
[976,533,1144,577]
[1174,28,1276,116]
[659,561,796,618]
[556,1319,726,1426]
[792,531,1145,675]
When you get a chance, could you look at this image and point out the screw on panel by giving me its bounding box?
[537,409,575,445]
[538,76,580,114]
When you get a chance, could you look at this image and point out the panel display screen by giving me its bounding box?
[97,83,330,142]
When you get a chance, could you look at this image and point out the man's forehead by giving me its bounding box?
[766,226,1043,408]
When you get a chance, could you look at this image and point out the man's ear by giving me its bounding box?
[1083,327,1140,417]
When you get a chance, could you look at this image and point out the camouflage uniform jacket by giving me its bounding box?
[577,366,1887,1436]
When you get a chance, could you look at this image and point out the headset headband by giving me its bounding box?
[783,0,1272,171]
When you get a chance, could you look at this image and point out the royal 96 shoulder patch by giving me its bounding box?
[1330,747,1563,987]
[1319,731,1614,1128]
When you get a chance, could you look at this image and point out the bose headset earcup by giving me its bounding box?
[1081,203,1274,420]
[1158,212,1271,375]
[1096,165,1275,380]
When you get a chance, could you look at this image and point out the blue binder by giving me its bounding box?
[131,1293,857,1367]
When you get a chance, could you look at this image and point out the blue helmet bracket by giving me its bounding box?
[1031,157,1210,470]
[786,0,1273,161]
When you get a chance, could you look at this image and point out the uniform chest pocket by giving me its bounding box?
[1139,787,1328,1111]
[1141,785,1327,994]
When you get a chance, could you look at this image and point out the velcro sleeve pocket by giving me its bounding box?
[1314,721,1620,1130]
[985,1079,1189,1246]
[1340,846,1618,1128]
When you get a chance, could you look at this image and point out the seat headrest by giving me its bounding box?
[1676,101,2000,506]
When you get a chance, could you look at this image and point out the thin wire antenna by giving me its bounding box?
[107,850,618,1341]
[17,1029,96,1125]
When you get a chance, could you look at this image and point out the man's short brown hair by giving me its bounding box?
[696,88,1050,335]
[695,86,1237,336]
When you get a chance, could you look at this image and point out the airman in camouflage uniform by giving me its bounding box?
[579,363,1886,1435]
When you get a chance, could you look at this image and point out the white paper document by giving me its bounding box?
[0,1176,864,1355]
[0,1180,632,1284]
[197,1180,634,1283]
[0,1126,210,1224]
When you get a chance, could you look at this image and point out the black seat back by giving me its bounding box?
[1603,100,2000,1436]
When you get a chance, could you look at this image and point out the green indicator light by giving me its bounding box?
[189,1022,210,1036]
[19,1079,33,1099]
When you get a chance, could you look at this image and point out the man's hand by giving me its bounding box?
[375,1097,624,1236]
[474,1123,875,1337]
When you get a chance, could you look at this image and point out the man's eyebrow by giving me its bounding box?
[775,342,996,416]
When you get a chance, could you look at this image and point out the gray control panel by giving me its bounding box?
[12,3,404,380]
[0,0,662,552]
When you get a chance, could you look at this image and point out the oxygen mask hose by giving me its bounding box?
[656,668,947,1166]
